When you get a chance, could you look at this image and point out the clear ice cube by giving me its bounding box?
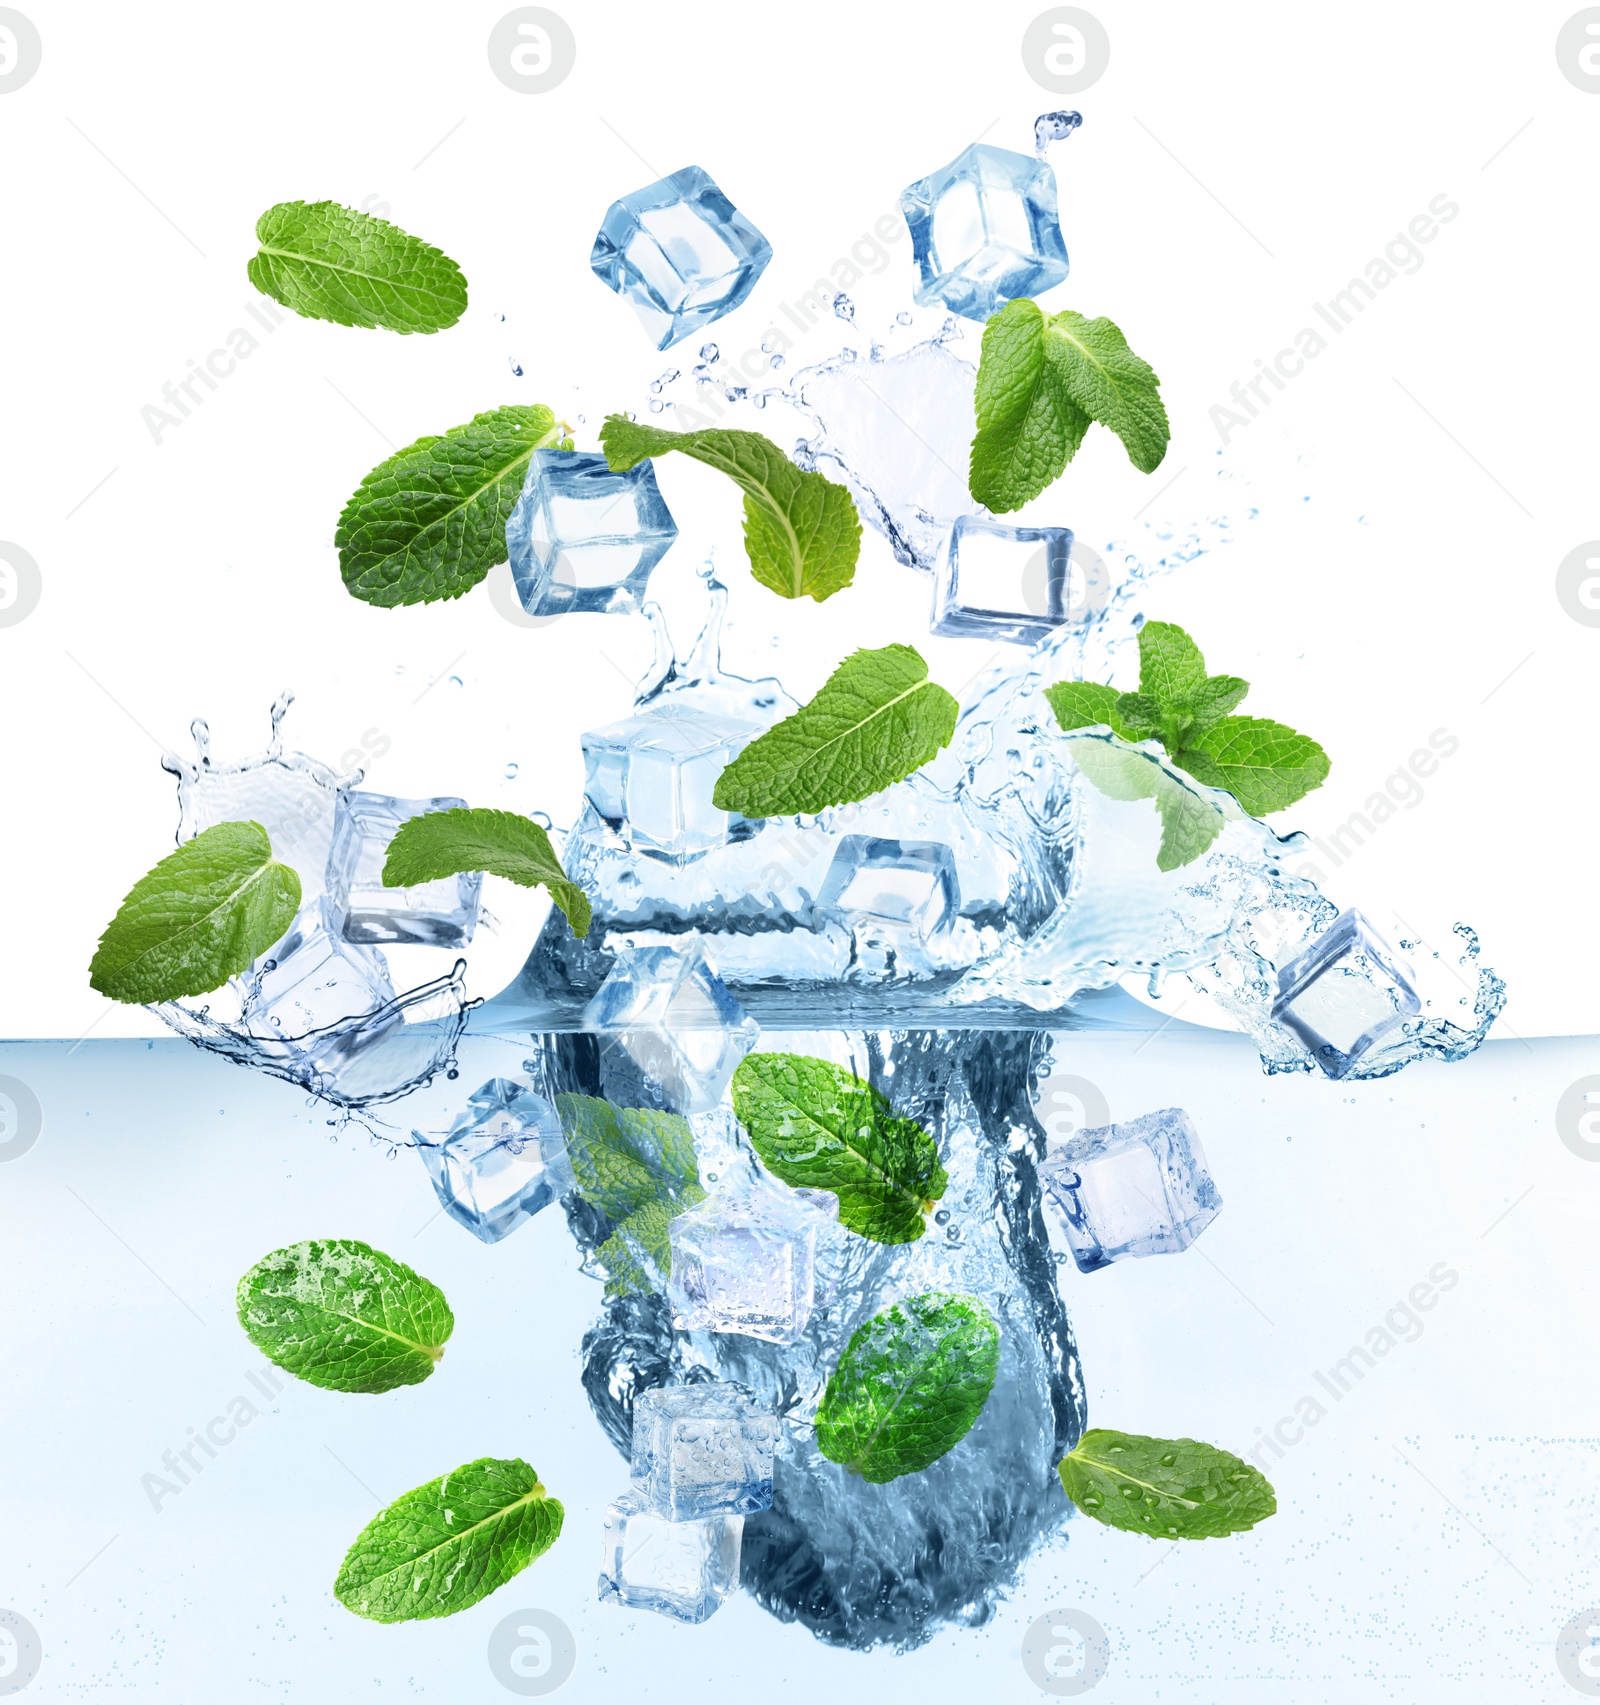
[816,836,960,977]
[590,164,773,351]
[583,938,759,1114]
[931,515,1077,645]
[1037,1107,1222,1274]
[630,1382,780,1519]
[1271,909,1422,1078]
[597,1489,742,1623]
[582,703,761,862]
[506,448,678,618]
[416,1076,574,1244]
[667,1171,833,1344]
[899,143,1069,322]
[323,791,481,948]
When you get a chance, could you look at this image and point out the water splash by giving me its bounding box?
[1034,109,1083,156]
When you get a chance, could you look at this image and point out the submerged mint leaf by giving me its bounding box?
[815,1292,1000,1482]
[970,298,1169,512]
[1058,1429,1276,1540]
[712,645,958,817]
[382,807,591,937]
[1173,716,1330,817]
[337,405,571,608]
[248,201,467,333]
[334,1457,561,1622]
[236,1238,452,1394]
[554,1095,699,1225]
[89,820,301,1005]
[731,1052,946,1243]
[1061,732,1228,872]
[598,1185,706,1296]
[600,415,860,601]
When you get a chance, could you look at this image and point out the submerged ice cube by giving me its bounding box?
[583,939,759,1113]
[931,515,1077,645]
[630,1383,780,1519]
[817,836,960,977]
[506,449,678,617]
[1271,909,1422,1078]
[598,1489,742,1623]
[591,164,773,351]
[1038,1107,1221,1274]
[581,703,760,861]
[416,1076,573,1244]
[899,143,1069,322]
[667,1171,832,1344]
[324,791,481,948]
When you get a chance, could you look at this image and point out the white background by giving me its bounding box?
[1,0,1596,1039]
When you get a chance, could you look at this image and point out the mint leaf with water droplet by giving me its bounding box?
[382,806,591,937]
[334,1457,562,1622]
[554,1095,700,1225]
[236,1238,452,1394]
[600,415,861,601]
[731,1052,946,1244]
[337,405,572,607]
[969,298,1169,512]
[248,200,467,333]
[712,644,958,816]
[815,1292,1000,1482]
[89,820,301,1005]
[1057,1429,1276,1540]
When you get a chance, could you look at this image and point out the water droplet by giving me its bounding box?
[508,359,523,377]
[494,312,506,322]
[699,342,719,363]
[448,674,463,688]
[769,354,784,369]
[648,398,666,413]
[832,293,855,323]
[724,385,747,402]
[504,761,519,779]
[934,1209,951,1225]
[1034,108,1083,156]
[895,310,913,325]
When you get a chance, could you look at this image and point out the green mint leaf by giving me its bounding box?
[337,405,570,607]
[731,1052,946,1243]
[712,645,958,816]
[1173,716,1331,816]
[1058,1428,1276,1540]
[815,1292,1000,1482]
[334,1457,561,1622]
[600,415,860,601]
[89,820,301,1005]
[1042,680,1136,739]
[1061,732,1228,871]
[554,1095,699,1224]
[1135,620,1207,709]
[236,1239,452,1394]
[1180,674,1250,739]
[598,1185,707,1296]
[969,298,1169,512]
[382,806,591,937]
[248,200,467,334]
[1106,691,1168,742]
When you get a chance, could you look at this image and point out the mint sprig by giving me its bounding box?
[249,201,467,334]
[1057,1429,1276,1540]
[382,806,591,937]
[334,1457,562,1622]
[969,298,1169,512]
[713,644,958,816]
[337,406,572,607]
[89,820,301,1005]
[600,415,861,601]
[731,1052,947,1243]
[236,1239,453,1394]
[1046,621,1330,819]
[815,1292,1000,1482]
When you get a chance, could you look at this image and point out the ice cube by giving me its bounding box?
[582,702,761,862]
[816,836,960,977]
[323,791,481,948]
[630,1382,780,1518]
[416,1077,574,1244]
[583,938,759,1114]
[1037,1107,1221,1274]
[931,515,1077,645]
[506,448,679,617]
[667,1171,833,1344]
[899,143,1069,322]
[591,164,773,351]
[597,1489,742,1623]
[1271,909,1422,1078]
